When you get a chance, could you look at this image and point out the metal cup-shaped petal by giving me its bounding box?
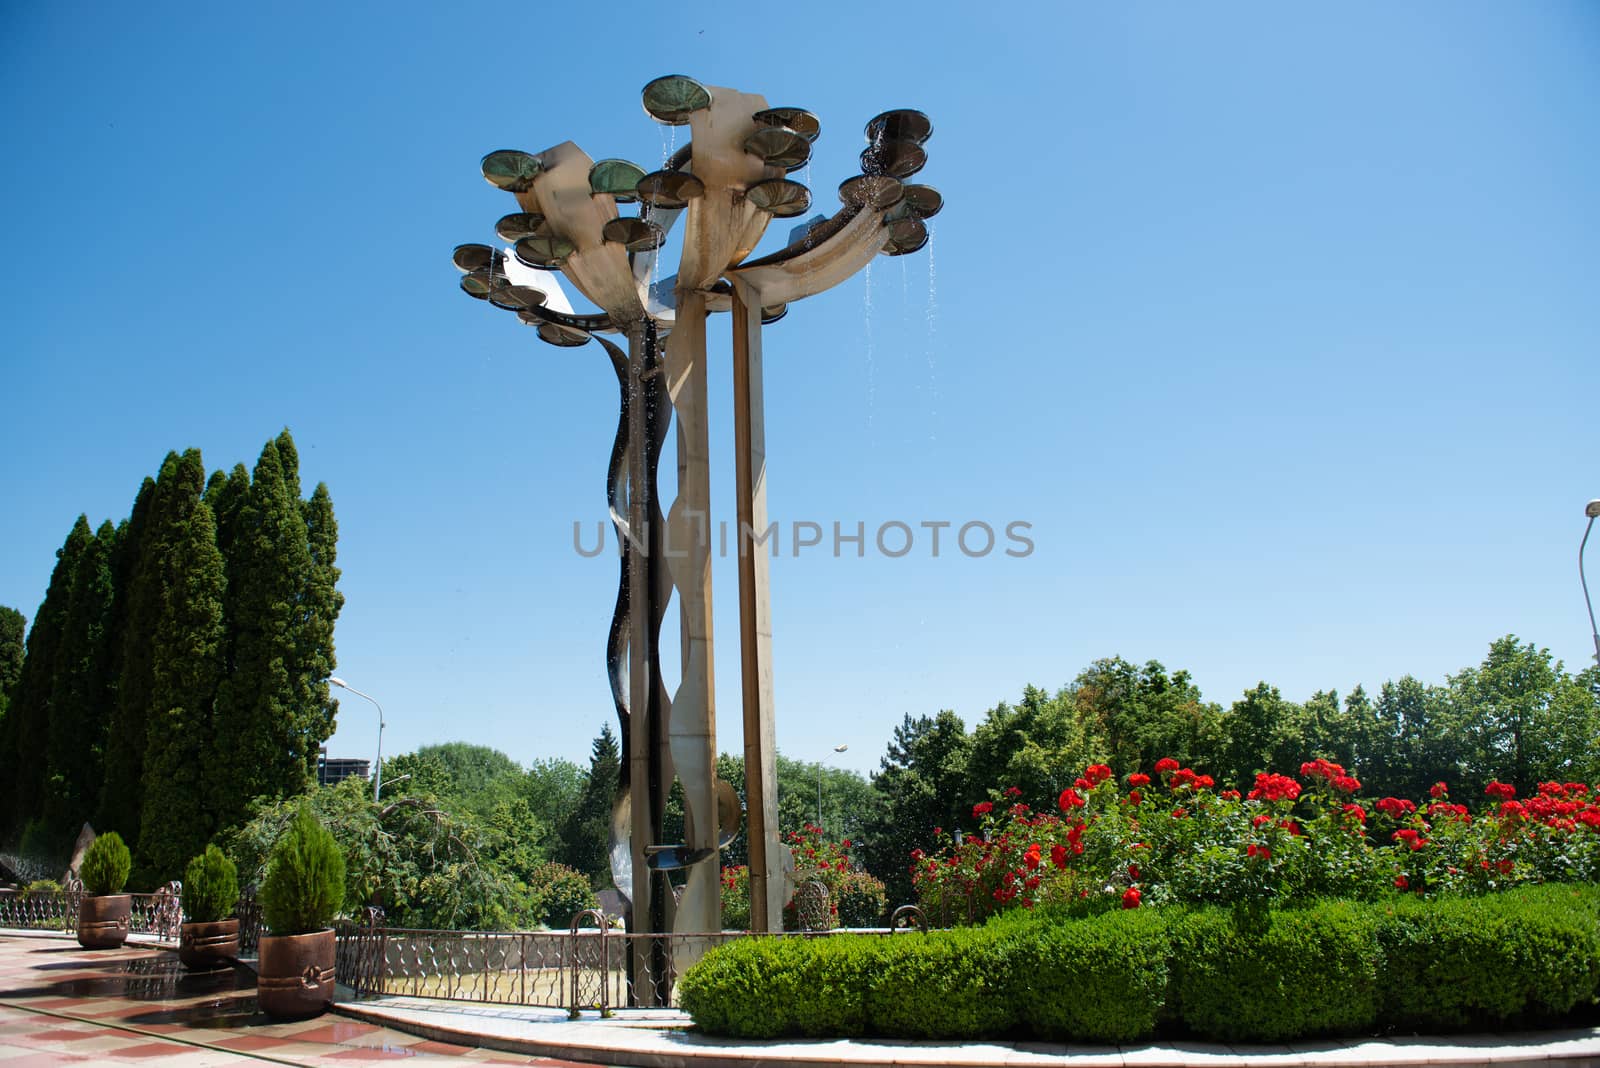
[642,74,711,125]
[860,139,927,179]
[881,216,929,257]
[900,184,943,220]
[746,179,811,218]
[753,107,820,142]
[589,159,647,202]
[460,270,500,299]
[489,285,547,311]
[481,150,543,192]
[602,217,666,252]
[743,127,811,171]
[514,234,576,269]
[495,213,548,242]
[537,321,592,347]
[636,170,705,209]
[865,109,933,145]
[838,174,905,211]
[452,243,500,273]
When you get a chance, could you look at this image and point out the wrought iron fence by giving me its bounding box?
[0,888,185,943]
[335,909,931,1015]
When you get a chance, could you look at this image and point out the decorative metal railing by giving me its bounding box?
[0,887,184,943]
[335,908,932,1015]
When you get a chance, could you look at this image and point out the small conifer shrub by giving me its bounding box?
[80,832,131,896]
[259,804,345,935]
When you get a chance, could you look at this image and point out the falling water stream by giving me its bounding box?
[862,259,875,432]
[924,223,939,438]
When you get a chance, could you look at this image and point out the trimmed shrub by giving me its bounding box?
[182,845,239,924]
[21,879,63,899]
[679,935,881,1038]
[864,928,1016,1038]
[260,804,345,935]
[526,862,598,928]
[1007,906,1171,1042]
[1169,900,1380,1042]
[80,832,131,896]
[681,889,1600,1043]
[1377,884,1600,1030]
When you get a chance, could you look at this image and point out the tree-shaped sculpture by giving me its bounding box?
[453,75,938,1002]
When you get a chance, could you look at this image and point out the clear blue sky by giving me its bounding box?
[3,3,1596,778]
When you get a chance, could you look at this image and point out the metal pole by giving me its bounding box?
[330,678,385,801]
[1581,504,1600,668]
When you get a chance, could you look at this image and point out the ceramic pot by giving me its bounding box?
[178,917,239,970]
[256,928,336,1018]
[77,894,131,949]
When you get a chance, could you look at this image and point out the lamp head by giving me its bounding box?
[833,744,849,752]
[329,677,348,689]
[1586,500,1600,519]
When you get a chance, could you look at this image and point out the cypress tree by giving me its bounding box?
[0,605,27,836]
[297,480,343,771]
[0,606,23,700]
[136,500,227,881]
[99,453,204,841]
[561,725,621,885]
[212,436,316,831]
[206,464,250,562]
[8,517,92,845]
[42,520,118,839]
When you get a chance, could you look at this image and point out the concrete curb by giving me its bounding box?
[331,995,1600,1068]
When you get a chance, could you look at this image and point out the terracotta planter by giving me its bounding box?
[256,929,336,1018]
[178,918,239,970]
[77,894,132,949]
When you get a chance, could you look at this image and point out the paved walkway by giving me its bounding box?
[4,930,1600,1067]
[0,932,585,1065]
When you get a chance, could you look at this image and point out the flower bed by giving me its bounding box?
[913,761,1600,924]
[678,884,1600,1042]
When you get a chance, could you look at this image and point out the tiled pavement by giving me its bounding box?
[8,931,1600,1068]
[0,933,590,1065]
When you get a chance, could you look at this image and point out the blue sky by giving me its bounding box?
[3,3,1597,778]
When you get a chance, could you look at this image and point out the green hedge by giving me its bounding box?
[680,886,1600,1043]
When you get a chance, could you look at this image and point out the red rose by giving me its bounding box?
[1394,875,1408,890]
[1121,886,1141,909]
[1128,773,1151,788]
[1429,782,1449,799]
[1155,757,1180,775]
[1084,764,1113,786]
[1485,780,1517,801]
[973,801,994,817]
[1050,844,1068,869]
[1058,788,1085,812]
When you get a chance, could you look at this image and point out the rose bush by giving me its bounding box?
[914,760,1600,924]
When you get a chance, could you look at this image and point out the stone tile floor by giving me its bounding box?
[0,933,589,1065]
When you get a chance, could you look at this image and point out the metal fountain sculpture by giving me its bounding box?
[452,75,939,1002]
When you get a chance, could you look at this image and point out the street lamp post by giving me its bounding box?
[1581,501,1600,669]
[817,744,848,834]
[330,677,385,802]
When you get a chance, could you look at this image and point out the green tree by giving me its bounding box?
[136,499,228,881]
[99,462,184,841]
[7,516,91,845]
[212,433,336,830]
[1065,658,1226,775]
[0,606,26,815]
[1217,682,1299,789]
[1446,635,1600,793]
[560,725,620,886]
[42,519,118,840]
[860,711,970,908]
[964,685,1087,810]
[0,606,23,703]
